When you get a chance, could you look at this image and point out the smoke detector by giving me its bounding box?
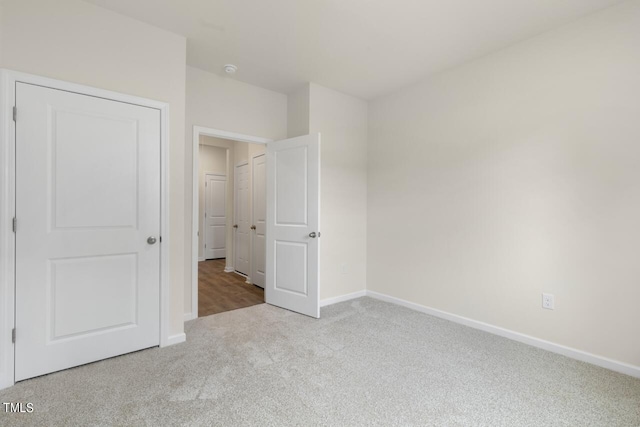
[223,64,238,75]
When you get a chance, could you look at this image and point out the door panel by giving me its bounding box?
[275,146,308,225]
[251,153,266,288]
[275,241,307,295]
[265,134,320,318]
[205,174,226,259]
[52,109,138,229]
[235,163,250,275]
[15,83,161,381]
[50,254,137,338]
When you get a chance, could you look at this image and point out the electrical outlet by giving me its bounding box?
[339,263,348,275]
[542,293,554,310]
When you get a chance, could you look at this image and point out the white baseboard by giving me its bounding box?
[198,257,205,262]
[164,332,186,347]
[183,312,196,322]
[366,290,640,379]
[233,271,248,279]
[320,290,367,307]
[223,266,234,273]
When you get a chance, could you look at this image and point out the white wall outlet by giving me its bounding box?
[339,263,348,275]
[542,293,554,310]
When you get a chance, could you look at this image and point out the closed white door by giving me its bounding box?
[204,174,226,259]
[265,134,321,318]
[234,162,250,276]
[15,82,161,381]
[251,153,266,288]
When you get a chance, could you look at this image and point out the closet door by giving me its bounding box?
[204,174,227,259]
[234,162,250,276]
[251,153,266,288]
[15,82,161,381]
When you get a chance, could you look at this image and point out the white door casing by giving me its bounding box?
[204,174,226,259]
[265,134,321,318]
[234,162,250,276]
[251,153,266,288]
[14,82,161,381]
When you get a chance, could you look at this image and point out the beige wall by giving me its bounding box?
[309,83,368,300]
[287,84,310,138]
[233,141,267,167]
[185,66,286,315]
[368,0,640,367]
[198,144,228,260]
[186,65,288,143]
[200,145,227,175]
[0,0,187,337]
[234,141,249,166]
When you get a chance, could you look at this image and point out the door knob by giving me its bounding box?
[309,232,317,238]
[251,225,256,230]
[147,236,157,245]
[233,224,238,229]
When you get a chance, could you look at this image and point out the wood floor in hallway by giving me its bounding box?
[198,258,265,317]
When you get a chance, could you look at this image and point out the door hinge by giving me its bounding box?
[12,217,16,233]
[12,328,15,344]
[12,106,16,122]
[159,236,162,243]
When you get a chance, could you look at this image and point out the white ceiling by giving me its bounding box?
[84,0,624,100]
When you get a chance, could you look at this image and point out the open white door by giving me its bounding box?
[265,134,320,318]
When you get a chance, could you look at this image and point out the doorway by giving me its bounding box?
[190,127,322,321]
[192,128,270,318]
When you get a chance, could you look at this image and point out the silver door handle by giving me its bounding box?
[251,225,256,230]
[147,236,157,245]
[309,232,320,238]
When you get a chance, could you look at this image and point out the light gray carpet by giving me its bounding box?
[1,297,639,426]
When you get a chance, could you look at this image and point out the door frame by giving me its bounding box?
[190,126,270,320]
[203,172,227,261]
[0,69,171,390]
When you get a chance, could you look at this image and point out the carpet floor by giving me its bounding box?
[1,297,639,426]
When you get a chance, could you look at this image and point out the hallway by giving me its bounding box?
[198,259,264,317]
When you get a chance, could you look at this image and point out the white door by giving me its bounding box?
[204,174,226,259]
[15,83,161,381]
[251,153,266,288]
[234,162,250,276]
[265,134,321,318]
